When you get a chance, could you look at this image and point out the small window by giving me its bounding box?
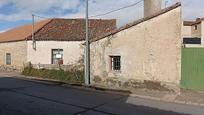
[6,53,11,65]
[110,56,121,71]
[194,25,198,30]
[52,49,63,64]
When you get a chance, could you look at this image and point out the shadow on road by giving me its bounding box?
[0,77,191,115]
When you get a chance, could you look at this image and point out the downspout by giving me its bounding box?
[32,14,36,50]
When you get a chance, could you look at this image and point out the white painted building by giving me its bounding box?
[183,18,204,47]
[0,19,116,71]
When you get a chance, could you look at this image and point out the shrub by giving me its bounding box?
[22,67,84,83]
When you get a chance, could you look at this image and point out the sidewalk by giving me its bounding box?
[0,71,20,77]
[129,88,204,107]
[176,89,204,106]
[1,71,204,107]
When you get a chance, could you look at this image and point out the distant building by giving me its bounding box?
[0,19,116,71]
[183,18,204,47]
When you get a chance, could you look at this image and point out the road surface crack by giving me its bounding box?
[73,96,125,115]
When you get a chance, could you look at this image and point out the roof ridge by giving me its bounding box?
[25,19,53,40]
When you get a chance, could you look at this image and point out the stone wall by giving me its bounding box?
[90,7,182,91]
[0,41,27,71]
[191,23,201,38]
[30,56,84,72]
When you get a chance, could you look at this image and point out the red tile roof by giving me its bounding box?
[0,19,116,43]
[0,20,51,43]
[30,19,116,41]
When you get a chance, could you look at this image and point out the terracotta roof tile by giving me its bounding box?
[0,18,116,43]
[0,19,51,43]
[29,19,116,41]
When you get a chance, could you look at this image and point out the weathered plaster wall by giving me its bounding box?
[27,41,84,66]
[0,41,27,71]
[191,23,201,38]
[201,21,204,45]
[90,7,181,90]
[183,26,192,37]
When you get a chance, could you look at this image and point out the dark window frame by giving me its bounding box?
[194,25,198,30]
[183,37,201,44]
[110,56,121,71]
[6,53,11,65]
[51,49,63,65]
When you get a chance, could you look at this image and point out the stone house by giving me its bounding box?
[0,19,116,71]
[183,18,204,47]
[90,1,182,91]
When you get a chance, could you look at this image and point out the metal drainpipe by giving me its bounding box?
[32,14,36,50]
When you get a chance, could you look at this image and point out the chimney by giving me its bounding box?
[196,18,201,21]
[144,0,162,18]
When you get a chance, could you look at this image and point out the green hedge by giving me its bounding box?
[22,67,84,83]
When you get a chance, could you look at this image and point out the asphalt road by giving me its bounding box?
[0,76,203,115]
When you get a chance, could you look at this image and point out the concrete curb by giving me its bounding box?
[14,75,131,94]
[130,93,204,107]
[13,75,204,108]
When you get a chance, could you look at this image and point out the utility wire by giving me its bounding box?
[32,0,143,19]
[32,14,54,20]
[89,0,143,18]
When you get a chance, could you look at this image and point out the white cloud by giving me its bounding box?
[0,0,81,21]
[182,0,204,21]
[0,0,204,28]
[62,0,145,27]
[0,13,30,21]
[0,0,9,7]
[64,0,204,26]
[0,28,9,33]
[62,0,178,26]
[12,0,80,13]
[0,30,5,33]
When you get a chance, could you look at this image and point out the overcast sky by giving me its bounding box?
[0,0,203,32]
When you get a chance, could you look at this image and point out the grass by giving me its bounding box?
[22,66,84,84]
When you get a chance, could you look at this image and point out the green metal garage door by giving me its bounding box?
[181,48,204,91]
